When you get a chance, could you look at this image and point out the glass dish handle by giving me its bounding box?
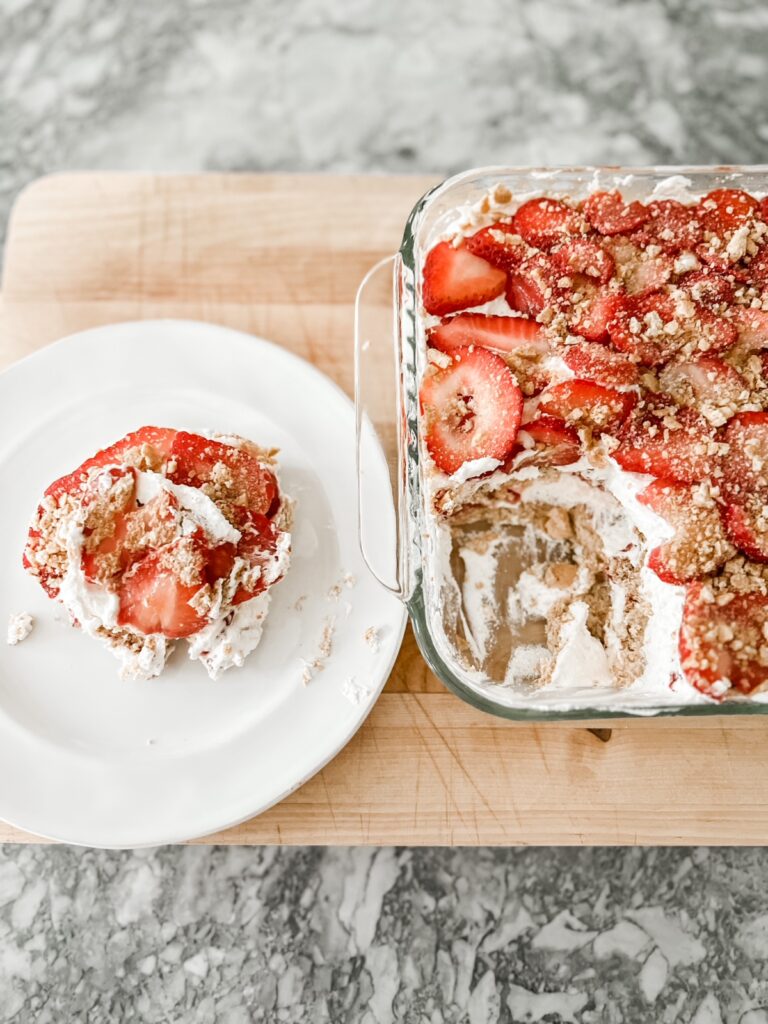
[354,254,409,600]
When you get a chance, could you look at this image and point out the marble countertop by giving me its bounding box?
[2,0,768,1020]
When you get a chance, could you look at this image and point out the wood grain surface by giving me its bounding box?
[0,172,762,846]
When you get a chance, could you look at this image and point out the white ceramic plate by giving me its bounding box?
[0,320,406,847]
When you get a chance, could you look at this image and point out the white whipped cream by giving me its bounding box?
[449,458,503,484]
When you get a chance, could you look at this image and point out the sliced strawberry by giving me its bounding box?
[635,199,702,254]
[169,433,277,515]
[609,290,681,366]
[572,288,627,343]
[516,415,581,467]
[722,497,768,563]
[747,247,768,288]
[427,313,548,356]
[420,347,523,475]
[583,191,649,236]
[734,308,768,350]
[506,254,562,317]
[680,271,734,308]
[658,356,748,423]
[537,379,636,434]
[117,540,208,639]
[761,197,768,224]
[638,479,735,585]
[563,342,639,388]
[464,223,528,272]
[82,487,182,584]
[233,511,283,604]
[720,412,768,503]
[512,198,582,250]
[422,242,507,316]
[697,188,758,235]
[613,397,719,483]
[695,307,739,355]
[679,582,768,699]
[553,239,614,284]
[46,426,178,502]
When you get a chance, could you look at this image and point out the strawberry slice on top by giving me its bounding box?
[506,254,563,318]
[722,497,768,564]
[169,432,277,516]
[563,341,639,388]
[697,188,758,235]
[638,479,735,585]
[117,538,208,639]
[572,288,627,343]
[422,241,507,316]
[419,347,523,475]
[427,313,548,357]
[634,199,702,254]
[537,379,636,434]
[46,426,178,503]
[512,197,583,250]
[613,397,720,483]
[553,239,614,284]
[679,582,768,699]
[583,190,649,236]
[516,415,581,467]
[464,223,528,272]
[720,412,768,504]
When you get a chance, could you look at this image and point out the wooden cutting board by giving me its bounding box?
[1,172,765,846]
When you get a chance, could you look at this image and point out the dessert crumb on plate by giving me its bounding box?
[341,676,373,706]
[364,626,381,652]
[6,612,34,646]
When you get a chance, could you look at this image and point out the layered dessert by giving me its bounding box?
[418,177,768,708]
[23,427,291,679]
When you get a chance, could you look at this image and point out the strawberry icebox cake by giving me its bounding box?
[23,427,291,680]
[418,177,768,708]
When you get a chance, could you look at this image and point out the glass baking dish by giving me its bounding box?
[356,165,768,721]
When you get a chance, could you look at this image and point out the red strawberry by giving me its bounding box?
[563,342,639,387]
[537,379,636,434]
[46,426,178,502]
[506,254,562,317]
[761,197,768,224]
[82,487,181,584]
[117,540,208,639]
[722,497,768,563]
[697,188,758,234]
[747,247,768,288]
[465,223,528,272]
[720,412,768,503]
[695,307,739,354]
[609,290,681,365]
[658,356,748,420]
[680,271,734,308]
[613,397,719,483]
[516,416,581,467]
[232,511,284,604]
[169,433,277,516]
[573,288,627,342]
[635,199,702,254]
[553,239,614,284]
[679,582,768,699]
[512,197,582,249]
[583,190,649,236]
[420,347,523,475]
[422,241,507,316]
[638,479,735,585]
[427,313,548,356]
[734,308,768,350]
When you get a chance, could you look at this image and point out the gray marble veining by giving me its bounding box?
[4,1,768,1021]
[0,845,767,1023]
[2,0,768,246]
